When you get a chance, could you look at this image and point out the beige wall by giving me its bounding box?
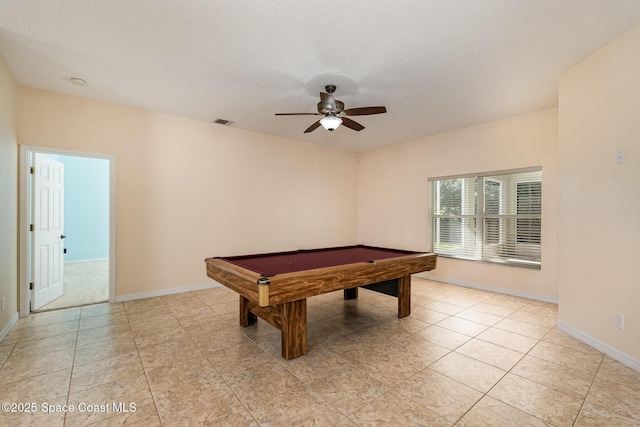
[559,23,640,360]
[0,56,19,332]
[18,88,358,298]
[357,108,559,300]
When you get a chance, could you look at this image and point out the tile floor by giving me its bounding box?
[38,260,109,312]
[1,278,639,426]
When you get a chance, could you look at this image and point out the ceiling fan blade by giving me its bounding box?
[320,92,336,111]
[343,106,387,116]
[275,113,321,116]
[341,117,365,131]
[304,120,322,133]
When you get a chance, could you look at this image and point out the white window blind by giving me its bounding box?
[429,167,542,269]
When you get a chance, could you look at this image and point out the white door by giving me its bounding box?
[32,154,65,310]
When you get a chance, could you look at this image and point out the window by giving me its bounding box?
[516,181,541,244]
[429,167,542,268]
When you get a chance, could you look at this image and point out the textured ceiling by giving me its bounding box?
[2,1,640,151]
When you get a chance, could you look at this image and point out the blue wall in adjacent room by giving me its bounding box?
[46,154,109,261]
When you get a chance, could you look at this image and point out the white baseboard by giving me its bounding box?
[0,312,20,343]
[115,282,221,303]
[557,321,640,372]
[417,273,558,304]
[64,258,109,264]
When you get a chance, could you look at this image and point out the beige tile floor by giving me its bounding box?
[38,260,109,312]
[1,277,639,426]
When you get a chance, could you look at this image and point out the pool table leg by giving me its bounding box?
[398,275,411,318]
[239,295,257,326]
[344,287,358,299]
[281,299,307,359]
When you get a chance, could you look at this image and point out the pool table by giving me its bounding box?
[205,245,437,359]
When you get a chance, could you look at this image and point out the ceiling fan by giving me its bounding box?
[275,85,387,133]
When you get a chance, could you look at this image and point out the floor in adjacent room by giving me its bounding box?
[37,260,109,312]
[1,278,638,426]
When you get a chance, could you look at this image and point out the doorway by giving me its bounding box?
[19,146,116,316]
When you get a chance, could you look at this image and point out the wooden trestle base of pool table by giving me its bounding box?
[240,275,411,359]
[240,295,308,359]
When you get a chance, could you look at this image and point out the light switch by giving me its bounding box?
[616,149,625,165]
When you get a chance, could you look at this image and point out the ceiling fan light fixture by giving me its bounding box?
[320,115,342,131]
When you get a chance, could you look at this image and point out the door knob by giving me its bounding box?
[61,235,67,239]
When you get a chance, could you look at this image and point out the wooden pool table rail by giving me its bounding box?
[205,252,437,307]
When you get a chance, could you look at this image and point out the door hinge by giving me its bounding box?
[30,224,34,232]
[29,283,33,290]
[30,166,34,174]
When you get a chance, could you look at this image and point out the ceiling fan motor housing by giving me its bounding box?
[317,100,345,115]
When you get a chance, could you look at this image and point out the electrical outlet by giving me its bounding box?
[614,313,625,329]
[0,297,5,312]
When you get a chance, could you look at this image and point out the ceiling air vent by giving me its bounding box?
[213,118,234,126]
